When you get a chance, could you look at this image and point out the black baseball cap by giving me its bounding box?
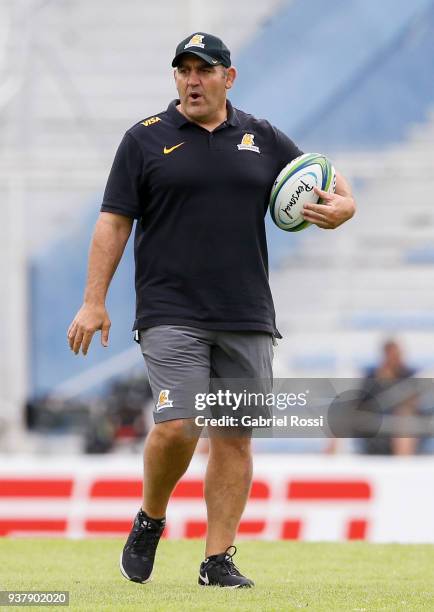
[172,32,231,68]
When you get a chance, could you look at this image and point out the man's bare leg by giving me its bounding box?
[142,419,199,518]
[121,419,199,583]
[204,433,252,556]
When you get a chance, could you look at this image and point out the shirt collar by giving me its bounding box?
[226,100,240,127]
[166,99,240,129]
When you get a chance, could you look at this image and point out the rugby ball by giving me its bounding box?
[269,153,336,232]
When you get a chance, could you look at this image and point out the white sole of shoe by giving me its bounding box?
[198,581,245,589]
[119,552,153,584]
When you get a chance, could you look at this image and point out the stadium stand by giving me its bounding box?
[233,0,434,149]
[231,0,434,377]
[2,0,434,419]
[31,0,434,391]
[0,0,285,424]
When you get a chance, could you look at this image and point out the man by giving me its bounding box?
[357,339,418,456]
[67,32,355,588]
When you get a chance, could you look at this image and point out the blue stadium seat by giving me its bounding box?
[232,0,434,150]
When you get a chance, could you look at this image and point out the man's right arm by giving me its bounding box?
[67,212,134,355]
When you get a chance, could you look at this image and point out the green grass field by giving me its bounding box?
[0,539,433,611]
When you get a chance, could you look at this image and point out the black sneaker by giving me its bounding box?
[120,509,165,583]
[198,546,254,588]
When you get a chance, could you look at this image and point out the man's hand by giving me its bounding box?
[67,303,111,355]
[302,170,356,229]
[302,186,356,229]
[66,212,133,356]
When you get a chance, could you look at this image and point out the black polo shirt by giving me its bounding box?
[101,100,302,334]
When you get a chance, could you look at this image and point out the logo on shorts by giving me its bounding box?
[237,133,260,154]
[156,389,173,412]
[184,34,205,49]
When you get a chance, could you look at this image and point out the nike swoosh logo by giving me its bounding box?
[163,142,185,155]
[199,572,210,585]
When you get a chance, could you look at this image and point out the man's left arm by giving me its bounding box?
[302,171,356,229]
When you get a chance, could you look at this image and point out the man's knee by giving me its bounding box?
[151,419,197,447]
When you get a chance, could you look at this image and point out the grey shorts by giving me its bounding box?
[139,325,274,423]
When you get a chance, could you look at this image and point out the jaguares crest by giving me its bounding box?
[237,133,260,154]
[184,34,205,49]
[155,389,173,411]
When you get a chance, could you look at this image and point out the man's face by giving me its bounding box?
[174,55,235,124]
[384,343,402,369]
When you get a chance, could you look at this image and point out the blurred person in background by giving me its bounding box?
[67,32,355,588]
[356,339,419,456]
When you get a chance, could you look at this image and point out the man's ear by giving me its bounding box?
[225,66,237,90]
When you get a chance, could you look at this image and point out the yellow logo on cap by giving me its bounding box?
[185,34,205,49]
[237,133,260,154]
